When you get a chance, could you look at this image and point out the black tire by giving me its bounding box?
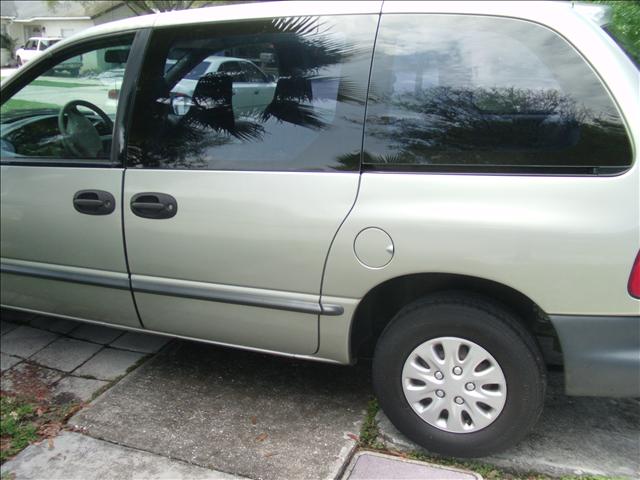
[16,56,22,66]
[372,292,546,458]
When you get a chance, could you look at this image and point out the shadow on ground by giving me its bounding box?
[377,371,640,478]
[71,341,372,480]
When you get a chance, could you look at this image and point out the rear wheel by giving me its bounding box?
[372,292,546,457]
[16,56,22,66]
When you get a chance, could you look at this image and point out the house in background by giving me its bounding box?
[1,1,136,50]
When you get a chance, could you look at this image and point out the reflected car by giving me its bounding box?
[171,56,277,116]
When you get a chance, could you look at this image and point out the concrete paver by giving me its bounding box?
[0,362,63,399]
[69,324,123,344]
[0,326,59,357]
[0,309,36,325]
[0,320,20,336]
[52,376,109,403]
[377,372,640,478]
[0,431,243,480]
[110,332,171,353]
[71,341,370,480]
[0,352,22,372]
[343,452,481,480]
[30,316,80,334]
[73,347,145,380]
[30,337,102,372]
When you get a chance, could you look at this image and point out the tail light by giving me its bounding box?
[108,89,119,100]
[629,251,640,299]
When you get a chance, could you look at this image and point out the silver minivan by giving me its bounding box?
[1,1,638,457]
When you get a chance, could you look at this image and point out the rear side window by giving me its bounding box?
[127,15,378,171]
[364,15,633,174]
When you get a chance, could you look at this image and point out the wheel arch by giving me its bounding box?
[349,272,562,363]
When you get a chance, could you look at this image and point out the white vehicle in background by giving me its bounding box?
[16,37,83,75]
[15,37,61,66]
[171,56,277,116]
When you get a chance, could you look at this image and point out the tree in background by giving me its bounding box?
[46,1,247,16]
[589,0,640,65]
[116,1,224,15]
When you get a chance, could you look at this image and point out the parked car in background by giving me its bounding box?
[15,37,61,65]
[1,1,638,459]
[171,56,277,116]
[15,36,83,75]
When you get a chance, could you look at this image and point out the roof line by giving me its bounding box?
[11,16,92,22]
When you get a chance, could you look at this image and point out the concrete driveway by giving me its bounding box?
[1,309,639,479]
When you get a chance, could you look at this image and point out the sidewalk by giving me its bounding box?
[2,309,639,479]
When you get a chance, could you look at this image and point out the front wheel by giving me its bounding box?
[372,292,546,458]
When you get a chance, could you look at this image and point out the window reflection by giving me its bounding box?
[364,15,632,171]
[128,15,377,171]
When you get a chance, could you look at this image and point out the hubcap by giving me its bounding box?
[401,336,507,433]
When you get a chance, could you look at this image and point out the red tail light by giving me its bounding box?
[108,89,119,100]
[629,251,640,299]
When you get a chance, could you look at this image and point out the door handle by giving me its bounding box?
[130,192,177,219]
[73,190,116,215]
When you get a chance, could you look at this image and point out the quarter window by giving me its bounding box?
[127,15,378,171]
[364,15,632,173]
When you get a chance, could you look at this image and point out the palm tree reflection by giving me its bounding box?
[130,15,364,168]
[364,86,629,167]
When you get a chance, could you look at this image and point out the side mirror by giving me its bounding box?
[171,95,192,116]
[105,48,129,64]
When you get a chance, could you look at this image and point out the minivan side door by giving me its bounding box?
[122,14,379,355]
[0,34,142,328]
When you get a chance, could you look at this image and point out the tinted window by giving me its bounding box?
[1,38,133,161]
[40,39,60,50]
[127,15,378,171]
[364,15,632,173]
[218,61,247,81]
[242,62,268,83]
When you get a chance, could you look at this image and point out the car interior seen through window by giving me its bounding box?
[1,39,133,161]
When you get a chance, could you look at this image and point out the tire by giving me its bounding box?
[372,292,546,458]
[16,56,22,66]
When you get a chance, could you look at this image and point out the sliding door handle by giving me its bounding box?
[73,190,116,215]
[130,192,177,219]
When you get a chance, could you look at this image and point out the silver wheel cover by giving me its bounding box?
[402,336,507,433]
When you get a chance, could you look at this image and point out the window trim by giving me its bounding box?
[362,13,636,177]
[0,30,145,168]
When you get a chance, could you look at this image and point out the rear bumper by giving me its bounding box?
[549,314,640,397]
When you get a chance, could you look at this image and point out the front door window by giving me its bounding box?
[1,37,133,161]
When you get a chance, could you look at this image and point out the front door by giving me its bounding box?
[123,14,379,354]
[0,34,140,328]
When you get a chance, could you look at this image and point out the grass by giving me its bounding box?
[0,393,86,464]
[357,398,620,480]
[31,79,91,89]
[0,397,38,462]
[1,99,59,113]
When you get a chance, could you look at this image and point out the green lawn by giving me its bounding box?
[31,79,93,89]
[1,99,60,114]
